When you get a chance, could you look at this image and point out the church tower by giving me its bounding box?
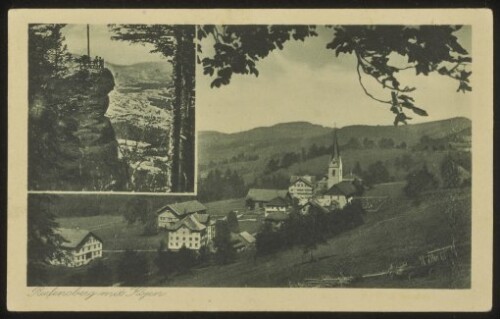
[327,128,342,189]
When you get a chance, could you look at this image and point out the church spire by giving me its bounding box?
[331,128,340,160]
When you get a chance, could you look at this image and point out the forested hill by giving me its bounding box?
[105,61,172,88]
[198,117,471,165]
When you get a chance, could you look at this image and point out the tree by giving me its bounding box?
[378,138,395,149]
[264,158,280,173]
[213,220,236,264]
[440,154,462,188]
[142,211,159,236]
[121,198,157,235]
[404,164,439,198]
[308,143,319,158]
[116,250,150,286]
[28,25,73,190]
[352,161,363,176]
[226,211,240,233]
[198,168,247,202]
[345,137,361,150]
[110,25,196,193]
[363,161,391,186]
[27,196,67,285]
[299,206,327,262]
[85,260,114,286]
[176,246,197,273]
[29,24,71,99]
[155,241,176,279]
[341,201,365,229]
[363,138,376,149]
[199,25,471,125]
[255,222,285,256]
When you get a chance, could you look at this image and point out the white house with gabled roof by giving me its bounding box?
[165,214,214,251]
[49,228,103,267]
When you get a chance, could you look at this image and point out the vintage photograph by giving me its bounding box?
[28,24,196,193]
[28,24,474,289]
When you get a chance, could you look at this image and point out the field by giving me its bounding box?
[57,215,166,251]
[204,198,247,218]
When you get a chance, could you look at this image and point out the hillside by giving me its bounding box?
[158,187,471,288]
[105,61,173,132]
[198,117,471,184]
[105,61,173,89]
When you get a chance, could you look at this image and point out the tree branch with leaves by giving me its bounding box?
[199,25,471,126]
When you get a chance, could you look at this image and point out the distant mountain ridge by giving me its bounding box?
[105,61,172,88]
[199,117,471,161]
[198,117,471,183]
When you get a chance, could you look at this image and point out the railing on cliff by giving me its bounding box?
[76,55,105,73]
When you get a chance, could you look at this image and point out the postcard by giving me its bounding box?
[7,8,493,312]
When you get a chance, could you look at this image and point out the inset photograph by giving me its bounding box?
[28,24,196,193]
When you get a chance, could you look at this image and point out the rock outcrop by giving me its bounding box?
[29,68,129,191]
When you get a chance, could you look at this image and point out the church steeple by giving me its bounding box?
[327,127,343,188]
[331,128,340,160]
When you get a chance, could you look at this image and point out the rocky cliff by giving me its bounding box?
[29,68,129,191]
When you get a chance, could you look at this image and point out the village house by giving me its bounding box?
[156,200,216,252]
[317,180,358,209]
[165,214,216,251]
[230,231,256,252]
[264,196,291,217]
[288,175,315,203]
[49,228,103,267]
[299,198,331,215]
[157,200,207,229]
[246,188,289,210]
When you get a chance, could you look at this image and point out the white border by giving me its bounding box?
[8,9,493,312]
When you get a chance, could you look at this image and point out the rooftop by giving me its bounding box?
[266,196,290,207]
[169,214,207,232]
[246,189,288,202]
[156,200,207,217]
[56,228,102,249]
[265,211,290,222]
[289,176,315,188]
[324,181,358,197]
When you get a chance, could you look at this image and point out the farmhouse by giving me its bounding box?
[157,200,207,229]
[288,175,315,203]
[49,228,103,267]
[264,196,291,217]
[317,181,358,209]
[165,214,215,251]
[299,199,330,215]
[246,188,289,210]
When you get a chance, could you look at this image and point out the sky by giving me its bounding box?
[61,24,165,65]
[197,26,472,133]
[61,24,472,133]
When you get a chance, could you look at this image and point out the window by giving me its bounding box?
[332,170,336,176]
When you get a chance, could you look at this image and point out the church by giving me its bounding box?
[289,129,358,211]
